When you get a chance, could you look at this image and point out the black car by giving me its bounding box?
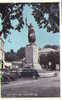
[21,68,39,79]
[1,68,11,83]
[1,68,19,83]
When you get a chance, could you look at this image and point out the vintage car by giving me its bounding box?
[21,68,39,79]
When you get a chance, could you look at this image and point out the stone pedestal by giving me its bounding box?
[24,44,41,71]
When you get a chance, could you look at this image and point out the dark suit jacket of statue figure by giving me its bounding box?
[28,24,36,43]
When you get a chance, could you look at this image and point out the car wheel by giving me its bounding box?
[35,76,38,79]
[33,75,37,79]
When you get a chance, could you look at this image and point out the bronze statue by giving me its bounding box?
[28,23,36,43]
[25,17,36,44]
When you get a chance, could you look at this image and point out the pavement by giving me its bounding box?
[1,71,60,97]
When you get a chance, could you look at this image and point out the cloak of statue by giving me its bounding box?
[28,24,36,43]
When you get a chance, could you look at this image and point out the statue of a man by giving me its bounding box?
[28,23,36,44]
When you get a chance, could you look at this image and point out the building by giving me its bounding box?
[39,48,59,55]
[12,61,23,69]
[39,48,60,70]
[4,61,23,69]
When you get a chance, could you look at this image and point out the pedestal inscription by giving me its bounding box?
[24,44,41,70]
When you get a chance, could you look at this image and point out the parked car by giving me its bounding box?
[21,68,39,79]
[9,69,20,80]
[16,68,22,78]
[1,68,19,83]
[1,68,11,83]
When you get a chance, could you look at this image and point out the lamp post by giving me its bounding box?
[0,37,5,69]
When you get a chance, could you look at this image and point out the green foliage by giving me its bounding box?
[0,3,24,38]
[32,3,59,33]
[0,3,59,39]
[5,47,25,61]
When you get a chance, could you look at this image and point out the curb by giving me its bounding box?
[39,71,57,78]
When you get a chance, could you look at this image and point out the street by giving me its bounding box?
[1,71,60,97]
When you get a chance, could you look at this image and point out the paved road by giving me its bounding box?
[1,71,60,97]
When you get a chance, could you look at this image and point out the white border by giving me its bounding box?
[60,0,62,97]
[0,0,59,3]
[0,0,61,100]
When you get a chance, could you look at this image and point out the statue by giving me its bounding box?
[28,24,36,44]
[24,17,41,71]
[25,18,36,44]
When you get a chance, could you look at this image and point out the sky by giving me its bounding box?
[0,4,60,52]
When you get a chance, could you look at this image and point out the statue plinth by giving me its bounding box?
[24,43,41,71]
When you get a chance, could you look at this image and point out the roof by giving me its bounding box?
[39,48,58,54]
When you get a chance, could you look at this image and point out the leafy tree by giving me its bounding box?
[0,3,59,39]
[5,49,17,61]
[32,3,59,33]
[5,47,25,61]
[0,3,24,38]
[17,47,25,60]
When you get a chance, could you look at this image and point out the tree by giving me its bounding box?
[0,3,59,39]
[0,3,24,38]
[17,47,25,60]
[5,47,25,61]
[5,49,17,61]
[32,3,59,33]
